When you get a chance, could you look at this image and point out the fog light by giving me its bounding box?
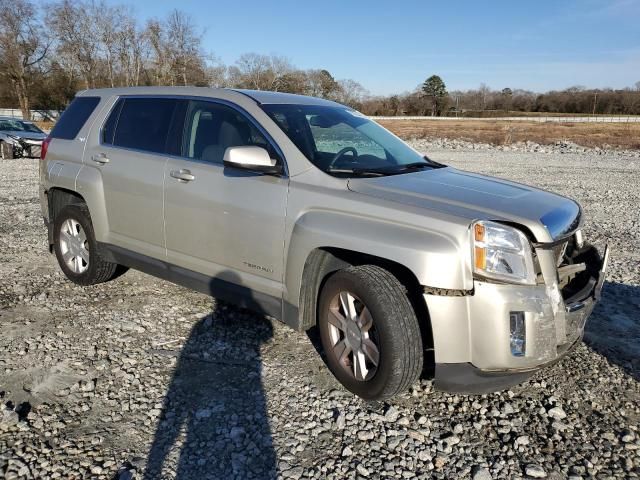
[510,311,526,357]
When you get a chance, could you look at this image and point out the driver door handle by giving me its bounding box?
[92,153,110,164]
[170,169,195,182]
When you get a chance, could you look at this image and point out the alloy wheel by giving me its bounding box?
[326,290,380,381]
[59,218,90,274]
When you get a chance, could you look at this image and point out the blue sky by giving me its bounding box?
[103,0,640,95]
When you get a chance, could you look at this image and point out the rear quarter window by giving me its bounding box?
[50,96,101,140]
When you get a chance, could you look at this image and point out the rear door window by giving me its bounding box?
[112,98,181,154]
[50,96,100,140]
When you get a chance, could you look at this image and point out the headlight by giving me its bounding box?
[472,220,536,285]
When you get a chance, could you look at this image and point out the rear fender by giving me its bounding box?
[74,166,109,242]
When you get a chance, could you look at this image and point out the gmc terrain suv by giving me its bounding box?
[39,87,608,400]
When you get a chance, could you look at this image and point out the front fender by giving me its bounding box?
[283,209,473,309]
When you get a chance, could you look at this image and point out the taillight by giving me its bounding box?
[41,136,51,160]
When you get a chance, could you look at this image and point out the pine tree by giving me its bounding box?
[422,75,448,116]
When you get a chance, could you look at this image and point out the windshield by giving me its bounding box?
[262,104,440,176]
[0,119,44,134]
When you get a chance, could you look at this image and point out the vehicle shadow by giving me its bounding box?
[584,280,640,381]
[143,273,277,479]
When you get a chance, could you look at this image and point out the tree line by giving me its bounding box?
[1,0,639,120]
[365,77,640,117]
[0,0,366,119]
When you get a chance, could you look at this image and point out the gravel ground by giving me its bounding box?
[1,143,639,480]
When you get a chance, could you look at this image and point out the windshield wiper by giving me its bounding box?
[423,155,447,168]
[399,162,433,171]
[353,162,435,175]
[326,160,442,177]
[324,167,388,177]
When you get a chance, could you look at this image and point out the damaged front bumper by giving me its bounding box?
[4,137,43,158]
[426,237,609,394]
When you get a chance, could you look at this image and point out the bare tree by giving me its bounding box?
[204,55,228,88]
[478,83,491,111]
[146,19,170,85]
[116,11,148,87]
[49,0,100,89]
[165,10,202,86]
[335,79,368,108]
[93,1,124,88]
[145,10,205,86]
[234,53,294,90]
[0,0,50,119]
[235,53,271,89]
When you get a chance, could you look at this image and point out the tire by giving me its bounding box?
[317,265,423,400]
[53,204,123,286]
[0,141,14,160]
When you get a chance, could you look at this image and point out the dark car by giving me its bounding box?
[0,117,48,159]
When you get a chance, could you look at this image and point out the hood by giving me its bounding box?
[2,130,46,142]
[348,167,581,243]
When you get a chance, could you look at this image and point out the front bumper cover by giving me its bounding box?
[434,337,581,394]
[428,242,608,394]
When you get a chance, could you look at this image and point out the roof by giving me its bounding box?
[232,89,342,107]
[0,116,29,121]
[76,86,342,107]
[77,86,227,98]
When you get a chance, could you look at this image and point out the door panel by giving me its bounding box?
[164,161,288,298]
[163,100,288,300]
[85,97,183,260]
[90,145,167,259]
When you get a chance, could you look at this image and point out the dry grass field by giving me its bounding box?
[35,117,640,150]
[379,119,640,149]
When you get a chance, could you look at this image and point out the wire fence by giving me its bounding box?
[370,115,640,123]
[0,109,59,121]
[2,107,639,124]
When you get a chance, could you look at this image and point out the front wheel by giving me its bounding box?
[317,265,423,400]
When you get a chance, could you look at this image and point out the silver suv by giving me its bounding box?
[39,87,609,400]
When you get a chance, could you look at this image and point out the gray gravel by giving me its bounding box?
[1,143,639,479]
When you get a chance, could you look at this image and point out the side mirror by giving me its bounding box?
[223,146,283,175]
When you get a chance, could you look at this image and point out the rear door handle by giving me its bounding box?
[170,169,195,182]
[92,153,110,164]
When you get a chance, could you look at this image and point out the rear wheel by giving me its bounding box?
[318,265,423,400]
[53,204,125,285]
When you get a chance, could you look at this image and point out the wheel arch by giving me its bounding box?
[48,187,86,220]
[46,187,87,251]
[293,247,435,376]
